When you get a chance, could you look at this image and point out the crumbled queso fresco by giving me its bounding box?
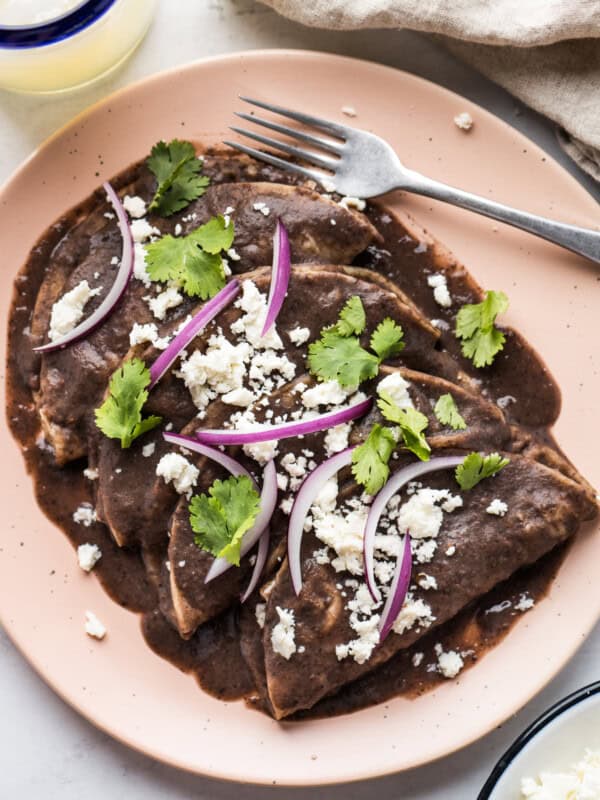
[73,503,97,527]
[156,453,199,498]
[427,273,452,308]
[304,467,464,666]
[84,611,106,640]
[271,606,296,659]
[521,749,600,799]
[486,498,508,516]
[377,371,414,409]
[453,111,474,131]
[77,543,102,572]
[48,280,102,342]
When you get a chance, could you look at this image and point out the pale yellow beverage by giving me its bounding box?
[0,0,157,93]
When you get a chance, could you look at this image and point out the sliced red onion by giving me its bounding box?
[162,432,252,480]
[205,458,278,583]
[378,534,412,642]
[149,280,239,387]
[35,182,133,353]
[363,455,464,602]
[287,447,355,595]
[240,527,270,603]
[196,396,373,446]
[261,219,291,336]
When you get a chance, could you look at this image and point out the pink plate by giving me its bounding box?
[1,50,599,786]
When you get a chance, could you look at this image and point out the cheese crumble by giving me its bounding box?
[486,498,508,516]
[231,279,283,350]
[252,201,271,216]
[255,603,266,629]
[427,273,452,308]
[149,286,183,320]
[339,196,366,211]
[398,487,462,541]
[122,195,147,218]
[129,322,170,350]
[271,606,296,659]
[156,453,199,498]
[84,611,106,640]
[288,326,311,345]
[73,503,97,527]
[435,644,464,678]
[521,749,600,798]
[48,280,101,342]
[301,380,350,408]
[377,372,414,409]
[454,111,474,131]
[77,543,102,572]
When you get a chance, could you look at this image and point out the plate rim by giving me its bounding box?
[1,48,600,787]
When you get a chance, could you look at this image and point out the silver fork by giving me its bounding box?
[225,96,600,265]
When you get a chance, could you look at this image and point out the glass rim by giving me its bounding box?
[0,0,117,49]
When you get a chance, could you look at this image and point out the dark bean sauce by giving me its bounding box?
[5,157,572,719]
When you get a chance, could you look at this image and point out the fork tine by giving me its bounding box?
[240,96,348,139]
[235,112,344,156]
[230,126,337,172]
[223,140,332,186]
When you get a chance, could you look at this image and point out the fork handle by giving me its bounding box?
[401,169,600,264]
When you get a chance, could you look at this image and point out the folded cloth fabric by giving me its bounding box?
[260,0,600,181]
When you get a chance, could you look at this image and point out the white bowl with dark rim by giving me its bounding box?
[479,682,600,799]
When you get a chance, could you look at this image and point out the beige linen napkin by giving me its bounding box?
[260,0,600,180]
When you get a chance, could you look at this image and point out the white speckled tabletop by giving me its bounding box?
[1,1,599,796]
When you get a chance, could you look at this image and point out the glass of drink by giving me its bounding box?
[0,0,157,93]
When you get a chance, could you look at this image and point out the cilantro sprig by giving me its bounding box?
[378,392,431,461]
[351,385,432,495]
[147,139,210,216]
[94,358,162,448]
[144,215,234,300]
[455,290,509,368]
[189,475,261,565]
[351,424,396,495]
[308,296,404,388]
[455,452,509,490]
[434,393,467,430]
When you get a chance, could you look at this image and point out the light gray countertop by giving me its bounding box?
[1,1,599,796]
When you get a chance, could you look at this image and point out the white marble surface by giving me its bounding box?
[1,1,598,796]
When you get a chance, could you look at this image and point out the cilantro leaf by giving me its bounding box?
[192,214,235,254]
[94,358,162,448]
[147,139,210,216]
[455,452,509,490]
[307,297,406,388]
[434,393,467,430]
[351,424,396,495]
[189,475,261,565]
[378,391,431,461]
[335,296,366,337]
[144,216,233,300]
[370,318,405,361]
[308,329,379,388]
[455,290,509,368]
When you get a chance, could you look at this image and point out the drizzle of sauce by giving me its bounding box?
[5,158,571,719]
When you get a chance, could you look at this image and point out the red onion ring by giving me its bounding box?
[149,280,240,387]
[363,455,464,602]
[196,396,372,446]
[287,447,355,595]
[378,534,412,642]
[34,182,133,353]
[240,527,270,604]
[205,458,278,583]
[162,432,253,480]
[261,219,291,336]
